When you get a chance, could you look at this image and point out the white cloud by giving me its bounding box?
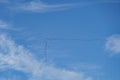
[0,34,93,80]
[1,0,120,13]
[12,0,78,13]
[105,34,120,54]
[11,0,120,13]
[1,0,120,12]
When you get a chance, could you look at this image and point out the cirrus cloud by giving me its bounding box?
[1,0,120,13]
[12,1,78,13]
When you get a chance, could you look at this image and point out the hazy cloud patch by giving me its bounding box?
[0,34,93,80]
[105,34,120,55]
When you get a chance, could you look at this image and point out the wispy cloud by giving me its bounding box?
[11,0,120,13]
[0,34,93,80]
[12,1,78,13]
[0,20,10,29]
[0,20,18,31]
[105,34,120,55]
[1,0,120,13]
[0,20,15,30]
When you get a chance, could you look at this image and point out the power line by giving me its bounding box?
[43,37,106,62]
[46,38,105,41]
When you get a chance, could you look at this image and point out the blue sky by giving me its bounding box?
[0,0,120,80]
